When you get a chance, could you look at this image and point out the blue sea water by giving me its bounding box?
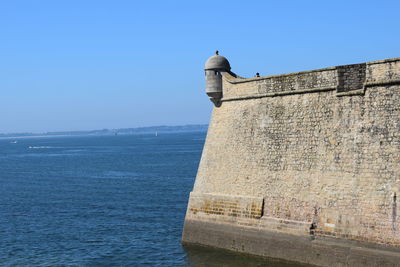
[0,132,304,266]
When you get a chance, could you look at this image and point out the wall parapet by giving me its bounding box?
[221,57,400,102]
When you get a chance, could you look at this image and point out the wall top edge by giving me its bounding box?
[223,57,400,85]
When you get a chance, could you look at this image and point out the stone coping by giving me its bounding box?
[222,57,400,84]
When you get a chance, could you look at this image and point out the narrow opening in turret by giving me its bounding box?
[393,192,397,231]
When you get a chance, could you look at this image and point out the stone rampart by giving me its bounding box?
[183,57,400,266]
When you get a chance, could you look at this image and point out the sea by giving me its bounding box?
[0,132,304,266]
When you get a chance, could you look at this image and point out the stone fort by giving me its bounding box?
[182,52,400,266]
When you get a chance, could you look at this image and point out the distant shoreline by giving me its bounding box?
[0,124,208,139]
[0,134,72,140]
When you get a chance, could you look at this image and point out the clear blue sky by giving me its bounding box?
[1,0,399,133]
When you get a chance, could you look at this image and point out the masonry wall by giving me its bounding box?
[183,58,400,266]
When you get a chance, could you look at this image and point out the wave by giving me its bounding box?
[28,146,54,149]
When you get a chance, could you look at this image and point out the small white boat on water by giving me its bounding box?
[10,141,18,144]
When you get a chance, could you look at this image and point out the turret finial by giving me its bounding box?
[215,50,219,55]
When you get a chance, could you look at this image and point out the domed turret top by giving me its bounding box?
[204,50,231,71]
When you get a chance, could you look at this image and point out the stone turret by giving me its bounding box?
[204,51,231,106]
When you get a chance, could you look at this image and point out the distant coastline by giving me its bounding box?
[0,124,208,139]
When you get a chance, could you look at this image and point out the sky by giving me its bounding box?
[0,0,399,133]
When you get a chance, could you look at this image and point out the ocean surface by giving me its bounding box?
[0,132,304,266]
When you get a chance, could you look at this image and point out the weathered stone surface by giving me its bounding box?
[183,57,400,266]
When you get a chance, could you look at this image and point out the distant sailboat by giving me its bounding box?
[155,131,158,137]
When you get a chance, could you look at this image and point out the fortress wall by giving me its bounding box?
[183,58,400,266]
